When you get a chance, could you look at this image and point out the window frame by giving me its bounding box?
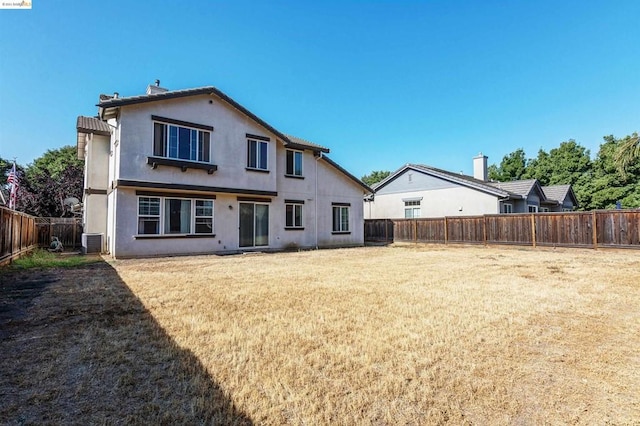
[285,149,304,177]
[540,207,550,212]
[247,138,269,171]
[503,203,513,214]
[153,119,211,163]
[332,204,350,234]
[528,205,538,213]
[138,196,161,235]
[404,200,421,218]
[285,202,304,229]
[136,195,215,237]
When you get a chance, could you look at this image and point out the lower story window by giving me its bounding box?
[540,207,550,212]
[138,197,160,234]
[137,196,214,235]
[404,200,421,218]
[285,203,303,228]
[332,205,350,233]
[503,203,513,214]
[528,205,538,213]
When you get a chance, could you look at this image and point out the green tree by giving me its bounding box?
[16,146,84,217]
[523,140,591,186]
[487,148,527,182]
[361,170,391,187]
[614,132,639,177]
[587,135,640,210]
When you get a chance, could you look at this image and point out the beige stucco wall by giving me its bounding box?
[97,93,366,258]
[117,95,278,193]
[366,186,500,219]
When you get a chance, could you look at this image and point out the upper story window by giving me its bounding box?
[247,137,268,171]
[286,149,303,177]
[152,116,212,163]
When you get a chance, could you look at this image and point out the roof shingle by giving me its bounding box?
[76,116,111,136]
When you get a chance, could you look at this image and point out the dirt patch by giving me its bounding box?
[0,262,252,425]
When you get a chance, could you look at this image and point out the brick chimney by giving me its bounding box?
[473,152,488,181]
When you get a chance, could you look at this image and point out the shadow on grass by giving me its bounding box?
[0,260,253,424]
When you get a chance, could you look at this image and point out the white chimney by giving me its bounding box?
[473,152,488,181]
[146,79,168,95]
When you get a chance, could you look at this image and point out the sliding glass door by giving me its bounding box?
[239,202,269,247]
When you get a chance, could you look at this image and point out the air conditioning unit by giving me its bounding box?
[82,233,103,254]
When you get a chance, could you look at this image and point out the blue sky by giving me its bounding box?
[1,0,638,178]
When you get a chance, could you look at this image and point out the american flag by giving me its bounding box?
[7,162,19,210]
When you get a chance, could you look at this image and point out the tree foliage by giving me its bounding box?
[614,132,640,177]
[2,146,84,217]
[487,148,527,182]
[488,134,640,210]
[362,170,391,186]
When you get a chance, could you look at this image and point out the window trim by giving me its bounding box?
[528,205,538,213]
[540,207,550,212]
[136,195,215,237]
[152,117,213,164]
[247,138,269,171]
[332,204,350,234]
[503,203,513,214]
[285,202,304,229]
[285,149,304,177]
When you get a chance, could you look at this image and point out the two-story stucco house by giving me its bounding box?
[77,82,371,257]
[364,154,577,219]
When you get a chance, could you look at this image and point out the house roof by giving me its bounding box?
[487,179,547,201]
[374,164,511,198]
[76,116,111,136]
[97,85,330,153]
[542,184,578,206]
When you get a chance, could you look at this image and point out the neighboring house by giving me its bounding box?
[365,154,577,219]
[541,185,579,212]
[77,82,370,257]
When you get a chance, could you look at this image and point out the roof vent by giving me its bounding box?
[113,92,119,99]
[147,80,168,95]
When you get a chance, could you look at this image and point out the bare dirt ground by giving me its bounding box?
[1,245,638,425]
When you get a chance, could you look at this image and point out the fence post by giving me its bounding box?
[444,217,448,245]
[531,213,536,248]
[413,220,417,243]
[592,210,598,249]
[483,216,487,246]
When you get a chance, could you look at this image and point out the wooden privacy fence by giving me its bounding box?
[365,210,640,249]
[0,206,38,265]
[35,217,82,249]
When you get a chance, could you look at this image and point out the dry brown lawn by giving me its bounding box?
[1,244,639,425]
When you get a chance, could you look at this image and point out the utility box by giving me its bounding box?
[82,233,103,254]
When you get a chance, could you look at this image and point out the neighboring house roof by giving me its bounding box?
[373,164,511,198]
[76,116,111,136]
[542,184,579,207]
[487,179,548,202]
[96,86,330,153]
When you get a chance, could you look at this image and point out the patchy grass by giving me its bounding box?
[5,249,99,270]
[1,245,639,424]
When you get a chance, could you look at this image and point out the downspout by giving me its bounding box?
[315,151,323,249]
